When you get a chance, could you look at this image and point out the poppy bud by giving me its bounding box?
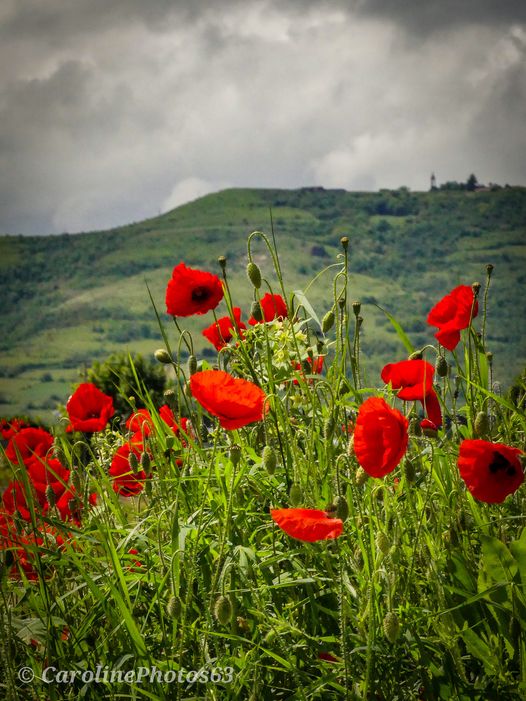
[352,301,361,317]
[409,350,423,360]
[403,459,416,483]
[383,611,400,643]
[486,263,494,277]
[214,595,233,625]
[188,355,198,376]
[323,416,335,439]
[340,236,349,251]
[472,282,481,297]
[289,483,302,506]
[154,348,172,364]
[355,467,368,487]
[334,496,349,522]
[218,255,227,270]
[140,451,151,472]
[45,484,56,508]
[166,595,182,618]
[229,445,242,467]
[436,356,448,378]
[321,309,335,333]
[262,446,277,475]
[474,411,489,437]
[246,262,262,289]
[128,451,140,474]
[164,388,177,407]
[376,532,390,554]
[250,300,263,322]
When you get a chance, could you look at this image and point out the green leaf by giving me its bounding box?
[292,289,321,328]
[373,304,415,354]
[480,534,517,583]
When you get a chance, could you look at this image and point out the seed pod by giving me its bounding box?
[334,496,349,522]
[154,348,172,364]
[486,263,494,277]
[214,595,233,625]
[164,388,177,407]
[474,411,489,437]
[383,611,401,643]
[321,309,335,333]
[340,236,349,251]
[217,255,227,270]
[262,446,277,475]
[188,355,198,375]
[472,281,481,297]
[352,301,361,317]
[376,531,390,554]
[247,262,262,289]
[289,483,302,506]
[436,356,448,378]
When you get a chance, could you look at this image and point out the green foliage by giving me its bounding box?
[86,352,168,417]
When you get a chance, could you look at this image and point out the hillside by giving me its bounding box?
[1,186,525,422]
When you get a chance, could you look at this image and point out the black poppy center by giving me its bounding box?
[192,286,211,303]
[489,451,516,477]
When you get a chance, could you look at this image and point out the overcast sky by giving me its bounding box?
[1,0,525,235]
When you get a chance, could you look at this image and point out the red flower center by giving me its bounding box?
[191,286,211,302]
[489,452,516,477]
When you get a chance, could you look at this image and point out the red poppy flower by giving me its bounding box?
[55,486,97,525]
[66,383,114,433]
[165,262,224,317]
[158,405,191,440]
[427,285,478,351]
[190,370,268,430]
[248,293,288,325]
[2,480,35,521]
[202,307,246,350]
[353,397,409,478]
[126,408,154,434]
[27,457,70,507]
[0,418,30,440]
[4,427,54,467]
[381,359,442,427]
[109,442,150,497]
[457,439,524,503]
[292,356,325,385]
[271,508,343,542]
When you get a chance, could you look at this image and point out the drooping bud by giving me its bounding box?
[340,236,349,251]
[250,300,263,322]
[140,451,151,472]
[247,262,262,289]
[334,496,349,522]
[154,348,172,364]
[289,483,302,506]
[383,611,401,643]
[321,309,335,333]
[188,355,198,375]
[214,595,233,625]
[409,349,423,360]
[352,301,361,318]
[262,446,277,475]
[355,467,368,487]
[166,595,182,619]
[474,411,489,437]
[436,356,448,378]
[472,282,481,297]
[229,445,242,467]
[376,532,390,554]
[128,451,140,474]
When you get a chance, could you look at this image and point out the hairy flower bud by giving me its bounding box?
[334,495,349,522]
[409,349,423,360]
[355,467,368,487]
[128,451,140,474]
[403,459,416,483]
[321,309,335,333]
[166,595,182,619]
[376,531,390,554]
[188,355,198,376]
[435,355,448,378]
[229,445,242,467]
[289,483,302,506]
[214,595,233,626]
[247,262,262,289]
[154,348,172,364]
[474,411,489,437]
[140,451,151,472]
[250,300,263,322]
[262,446,277,475]
[383,611,401,643]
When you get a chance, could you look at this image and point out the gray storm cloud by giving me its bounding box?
[0,0,525,234]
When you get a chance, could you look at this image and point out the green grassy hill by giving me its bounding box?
[1,186,525,422]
